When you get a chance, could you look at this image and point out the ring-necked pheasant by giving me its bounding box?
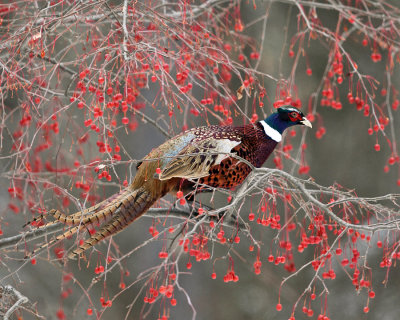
[27,106,311,259]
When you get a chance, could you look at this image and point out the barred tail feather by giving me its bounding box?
[68,187,155,259]
[25,225,83,259]
[48,188,133,226]
[23,188,133,229]
[25,187,157,260]
[23,198,108,228]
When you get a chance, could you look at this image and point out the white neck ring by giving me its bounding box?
[259,120,282,142]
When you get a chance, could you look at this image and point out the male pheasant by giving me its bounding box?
[28,106,311,259]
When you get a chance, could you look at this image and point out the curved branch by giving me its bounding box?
[0,207,240,252]
[2,285,29,320]
[255,168,400,232]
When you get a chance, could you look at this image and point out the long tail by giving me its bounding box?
[68,187,155,259]
[24,188,132,228]
[47,188,133,227]
[26,187,155,259]
[25,225,85,259]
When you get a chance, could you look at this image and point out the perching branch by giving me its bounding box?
[0,207,241,253]
[3,167,398,254]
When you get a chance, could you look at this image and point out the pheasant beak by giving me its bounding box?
[300,117,312,128]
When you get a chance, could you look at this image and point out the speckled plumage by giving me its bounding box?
[27,106,311,259]
[194,123,277,188]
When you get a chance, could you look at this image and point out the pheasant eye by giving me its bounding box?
[289,111,300,121]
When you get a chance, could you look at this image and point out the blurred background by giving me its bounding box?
[0,1,399,319]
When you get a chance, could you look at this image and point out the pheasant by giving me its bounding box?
[27,106,311,259]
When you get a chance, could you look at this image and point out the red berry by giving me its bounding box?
[56,309,65,320]
[276,303,282,311]
[122,117,129,124]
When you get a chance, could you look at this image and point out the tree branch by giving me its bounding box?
[0,207,240,252]
[2,285,28,320]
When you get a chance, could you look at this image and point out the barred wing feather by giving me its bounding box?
[159,138,240,180]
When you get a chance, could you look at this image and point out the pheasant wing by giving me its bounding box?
[159,137,240,180]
